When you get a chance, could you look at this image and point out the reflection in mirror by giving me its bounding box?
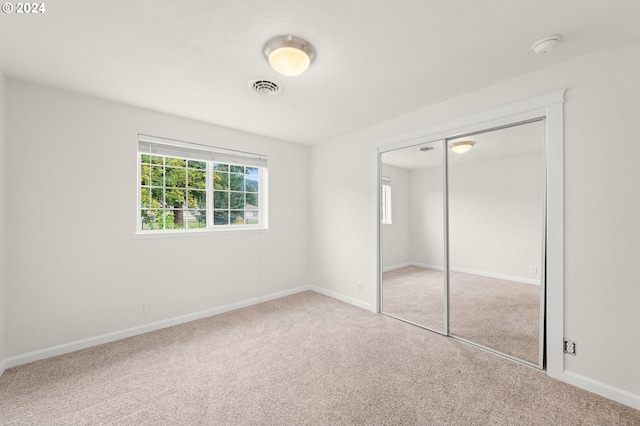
[448,120,544,365]
[381,141,445,333]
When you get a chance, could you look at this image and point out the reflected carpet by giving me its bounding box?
[383,265,540,364]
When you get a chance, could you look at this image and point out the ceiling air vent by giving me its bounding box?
[249,79,281,95]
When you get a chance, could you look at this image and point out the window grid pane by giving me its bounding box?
[210,163,260,226]
[140,152,264,232]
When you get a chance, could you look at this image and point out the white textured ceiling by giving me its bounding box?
[2,1,640,144]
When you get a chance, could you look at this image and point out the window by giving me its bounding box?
[138,135,267,233]
[381,176,392,225]
[212,163,260,226]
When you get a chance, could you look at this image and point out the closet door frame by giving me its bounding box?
[375,89,565,377]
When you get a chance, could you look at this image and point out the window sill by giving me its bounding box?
[134,226,269,239]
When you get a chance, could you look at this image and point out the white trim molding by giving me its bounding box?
[382,262,412,273]
[374,89,566,153]
[310,285,373,312]
[1,285,377,373]
[409,262,540,285]
[563,371,640,411]
[2,285,311,371]
[259,286,311,303]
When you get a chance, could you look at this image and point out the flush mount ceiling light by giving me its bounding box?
[449,140,475,154]
[263,35,316,77]
[419,146,434,152]
[532,34,562,54]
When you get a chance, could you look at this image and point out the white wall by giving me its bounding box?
[0,74,6,373]
[309,42,640,404]
[309,136,376,309]
[5,79,310,359]
[380,164,410,270]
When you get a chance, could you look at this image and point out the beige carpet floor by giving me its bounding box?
[383,265,540,364]
[1,291,639,425]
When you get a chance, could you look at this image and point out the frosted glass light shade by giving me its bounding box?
[263,35,316,77]
[268,47,311,77]
[450,141,475,154]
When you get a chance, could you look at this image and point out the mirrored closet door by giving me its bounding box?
[379,119,546,368]
[380,141,445,333]
[447,120,545,366]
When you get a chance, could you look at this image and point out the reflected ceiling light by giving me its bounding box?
[263,35,316,77]
[449,140,475,154]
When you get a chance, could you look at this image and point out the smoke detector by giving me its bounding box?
[249,79,282,95]
[532,35,562,54]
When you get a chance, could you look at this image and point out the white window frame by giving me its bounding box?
[137,134,268,234]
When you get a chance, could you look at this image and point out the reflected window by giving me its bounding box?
[381,176,392,225]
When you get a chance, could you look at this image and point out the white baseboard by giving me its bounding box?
[309,285,373,312]
[3,286,637,412]
[411,262,540,285]
[411,262,445,272]
[259,285,311,303]
[2,285,311,371]
[382,262,411,273]
[562,371,640,411]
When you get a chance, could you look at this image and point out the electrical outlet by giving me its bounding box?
[139,302,148,314]
[531,266,538,274]
[563,338,576,355]
[357,281,363,292]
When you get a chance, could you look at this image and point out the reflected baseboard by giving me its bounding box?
[382,263,412,273]
[409,262,540,285]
